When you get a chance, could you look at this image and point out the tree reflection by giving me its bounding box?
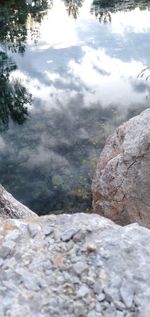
[0,52,31,131]
[90,4,111,23]
[90,0,150,23]
[63,0,84,19]
[0,0,52,130]
[0,0,52,53]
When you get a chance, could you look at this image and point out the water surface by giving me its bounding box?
[0,0,150,214]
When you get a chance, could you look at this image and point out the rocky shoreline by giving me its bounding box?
[0,213,150,317]
[92,108,150,228]
[0,109,150,316]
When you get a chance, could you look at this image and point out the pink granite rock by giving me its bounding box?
[92,108,150,228]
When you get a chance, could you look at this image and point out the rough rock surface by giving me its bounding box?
[0,185,37,218]
[92,108,150,228]
[0,213,150,317]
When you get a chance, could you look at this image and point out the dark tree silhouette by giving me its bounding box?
[90,0,150,23]
[0,0,53,53]
[0,0,53,130]
[0,52,32,131]
[63,0,84,19]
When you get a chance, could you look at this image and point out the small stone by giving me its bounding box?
[0,258,4,266]
[93,282,102,294]
[43,225,53,236]
[100,247,110,259]
[73,230,86,242]
[0,244,13,259]
[74,302,86,317]
[114,300,126,310]
[97,293,105,302]
[16,269,41,291]
[23,276,41,291]
[95,303,102,312]
[84,276,95,286]
[88,299,96,310]
[52,255,64,267]
[5,231,20,242]
[28,223,41,238]
[0,306,4,317]
[5,301,32,317]
[104,287,120,302]
[88,311,102,317]
[77,285,90,297]
[116,311,126,317]
[61,228,79,242]
[102,307,116,317]
[84,243,97,253]
[73,262,89,275]
[120,280,134,308]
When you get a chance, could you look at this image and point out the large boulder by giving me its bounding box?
[92,108,150,228]
[0,185,37,218]
[0,213,150,316]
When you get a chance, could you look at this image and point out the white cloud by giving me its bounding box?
[111,8,150,35]
[68,46,147,107]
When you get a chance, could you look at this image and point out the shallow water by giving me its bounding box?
[0,0,150,215]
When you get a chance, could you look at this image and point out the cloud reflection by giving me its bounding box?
[1,0,150,214]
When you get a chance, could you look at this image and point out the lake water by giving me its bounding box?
[0,0,150,215]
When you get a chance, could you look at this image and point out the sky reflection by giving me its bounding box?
[1,0,150,214]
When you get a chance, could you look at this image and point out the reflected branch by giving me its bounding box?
[90,0,150,23]
[63,0,84,19]
[0,0,53,54]
[0,52,32,131]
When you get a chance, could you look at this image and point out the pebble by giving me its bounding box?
[4,231,20,242]
[61,228,79,242]
[42,225,53,237]
[104,287,120,302]
[0,258,4,266]
[97,293,106,302]
[93,281,102,294]
[73,230,86,242]
[77,285,90,297]
[27,223,41,238]
[88,311,102,317]
[74,303,87,317]
[83,243,97,253]
[116,311,126,317]
[73,261,89,275]
[0,245,12,259]
[114,300,126,310]
[120,280,134,308]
